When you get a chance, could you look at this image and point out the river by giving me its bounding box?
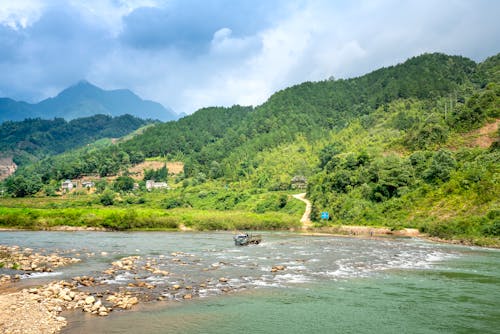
[1,231,499,333]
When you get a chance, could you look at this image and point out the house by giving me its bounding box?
[82,181,95,189]
[291,175,307,189]
[61,179,74,192]
[146,180,169,191]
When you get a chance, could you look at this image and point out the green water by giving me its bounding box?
[64,264,500,334]
[1,231,498,333]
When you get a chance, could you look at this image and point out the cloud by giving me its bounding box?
[0,0,44,29]
[0,0,499,115]
[119,0,287,54]
[0,3,114,100]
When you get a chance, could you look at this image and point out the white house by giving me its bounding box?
[82,181,95,189]
[61,179,74,191]
[146,180,169,191]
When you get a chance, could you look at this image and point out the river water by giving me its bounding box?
[1,231,499,333]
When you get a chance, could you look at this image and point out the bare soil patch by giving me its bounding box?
[464,119,499,148]
[128,161,184,180]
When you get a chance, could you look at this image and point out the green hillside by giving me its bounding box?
[1,52,498,245]
[0,114,150,166]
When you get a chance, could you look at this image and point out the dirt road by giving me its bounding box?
[292,193,313,230]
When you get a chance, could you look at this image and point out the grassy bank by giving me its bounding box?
[0,182,498,247]
[0,206,301,231]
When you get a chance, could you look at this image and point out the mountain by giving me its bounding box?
[0,81,178,122]
[4,52,499,244]
[0,98,34,122]
[116,53,482,165]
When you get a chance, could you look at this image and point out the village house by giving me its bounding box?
[61,179,74,192]
[81,181,95,189]
[146,180,169,191]
[291,175,308,189]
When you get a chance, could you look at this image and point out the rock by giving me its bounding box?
[61,293,72,302]
[183,294,192,300]
[85,296,95,304]
[271,265,286,272]
[91,300,102,311]
[106,293,139,309]
[113,260,123,268]
[219,277,228,283]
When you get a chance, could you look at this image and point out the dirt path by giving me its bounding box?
[292,193,313,230]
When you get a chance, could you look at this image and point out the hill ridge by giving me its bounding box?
[0,81,178,123]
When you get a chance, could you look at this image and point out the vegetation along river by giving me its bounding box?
[1,231,499,333]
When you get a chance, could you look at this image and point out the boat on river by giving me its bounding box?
[233,233,262,246]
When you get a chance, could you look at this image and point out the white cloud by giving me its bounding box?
[0,0,499,115]
[0,0,45,29]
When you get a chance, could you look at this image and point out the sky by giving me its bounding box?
[0,0,499,115]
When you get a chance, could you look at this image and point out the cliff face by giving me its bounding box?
[0,156,16,181]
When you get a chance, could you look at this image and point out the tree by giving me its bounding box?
[318,142,344,169]
[4,175,43,197]
[370,156,412,201]
[99,189,115,206]
[113,176,135,192]
[143,165,168,181]
[209,161,223,179]
[423,149,457,183]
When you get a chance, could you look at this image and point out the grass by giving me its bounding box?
[0,197,302,231]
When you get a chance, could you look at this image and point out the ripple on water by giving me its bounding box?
[20,271,63,279]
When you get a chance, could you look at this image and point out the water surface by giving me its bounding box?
[1,231,498,333]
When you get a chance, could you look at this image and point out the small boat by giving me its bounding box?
[233,233,262,246]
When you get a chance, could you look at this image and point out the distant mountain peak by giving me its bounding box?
[1,81,179,122]
[76,79,91,85]
[63,80,101,93]
[74,79,97,88]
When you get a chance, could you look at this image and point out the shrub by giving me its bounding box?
[113,176,135,192]
[99,189,115,206]
[423,149,457,183]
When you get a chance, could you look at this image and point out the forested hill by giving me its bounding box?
[0,114,150,166]
[13,52,498,181]
[120,53,484,170]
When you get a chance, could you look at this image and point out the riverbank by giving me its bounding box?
[0,245,147,333]
[299,225,500,248]
[0,245,79,333]
[0,289,67,334]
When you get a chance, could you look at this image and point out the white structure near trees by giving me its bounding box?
[61,179,74,191]
[146,180,169,191]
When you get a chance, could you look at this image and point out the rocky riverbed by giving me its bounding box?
[1,230,464,334]
[0,246,145,333]
[1,244,291,333]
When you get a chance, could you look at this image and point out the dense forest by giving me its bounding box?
[1,52,499,244]
[0,114,149,166]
